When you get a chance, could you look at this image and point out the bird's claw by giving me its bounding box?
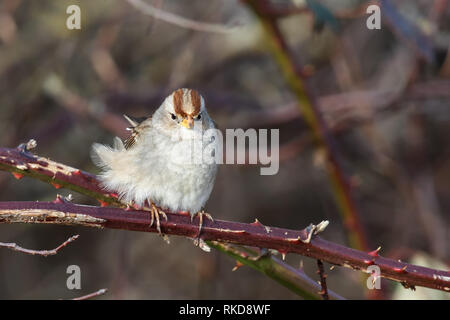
[191,210,213,238]
[146,202,167,234]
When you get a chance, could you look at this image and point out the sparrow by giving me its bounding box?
[91,88,218,234]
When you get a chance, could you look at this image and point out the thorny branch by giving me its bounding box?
[125,0,238,34]
[0,143,334,299]
[0,200,449,292]
[0,145,449,293]
[0,141,123,208]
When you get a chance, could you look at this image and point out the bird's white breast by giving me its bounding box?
[124,128,218,213]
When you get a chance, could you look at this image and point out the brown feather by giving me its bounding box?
[123,115,151,150]
[173,89,186,117]
[190,89,201,116]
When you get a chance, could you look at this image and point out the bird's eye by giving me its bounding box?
[195,113,202,120]
[170,113,177,120]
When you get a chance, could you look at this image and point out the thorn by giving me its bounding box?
[98,200,108,207]
[51,182,62,189]
[287,236,302,243]
[12,172,24,180]
[330,266,335,271]
[368,246,381,257]
[277,249,288,260]
[53,194,65,204]
[364,259,375,266]
[394,266,408,274]
[250,218,264,227]
[232,261,244,272]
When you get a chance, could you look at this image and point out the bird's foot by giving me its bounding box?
[144,201,168,234]
[190,210,213,238]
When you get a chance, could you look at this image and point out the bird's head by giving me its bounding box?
[153,88,214,139]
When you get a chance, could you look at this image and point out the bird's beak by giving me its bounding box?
[181,116,194,129]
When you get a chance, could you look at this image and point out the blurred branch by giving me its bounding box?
[0,144,449,292]
[0,234,79,257]
[125,0,238,34]
[244,0,369,251]
[243,1,309,18]
[43,74,129,139]
[240,79,450,135]
[208,241,344,300]
[380,0,435,63]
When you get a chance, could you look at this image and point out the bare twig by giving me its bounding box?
[125,0,238,34]
[0,235,79,257]
[71,288,108,300]
[316,260,329,300]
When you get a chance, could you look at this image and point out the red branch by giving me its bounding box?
[0,145,449,292]
[0,200,449,292]
[0,146,122,207]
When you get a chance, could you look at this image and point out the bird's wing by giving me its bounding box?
[123,114,152,150]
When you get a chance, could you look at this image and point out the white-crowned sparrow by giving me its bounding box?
[91,88,218,233]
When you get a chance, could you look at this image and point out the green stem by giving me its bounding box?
[208,241,344,300]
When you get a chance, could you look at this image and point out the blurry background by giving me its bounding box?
[0,0,449,299]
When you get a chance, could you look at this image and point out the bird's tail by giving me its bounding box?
[90,137,124,169]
